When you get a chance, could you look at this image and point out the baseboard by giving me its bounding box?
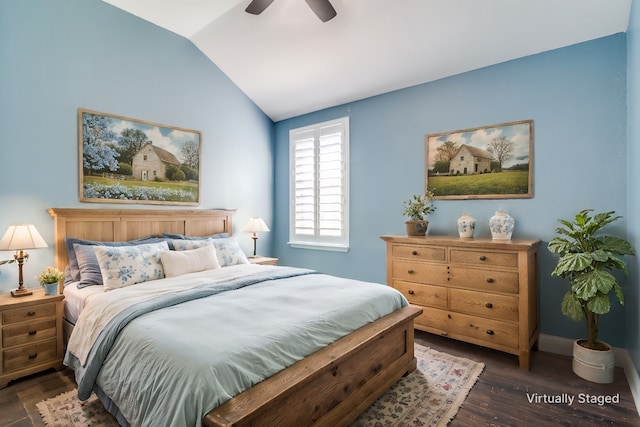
[539,333,640,416]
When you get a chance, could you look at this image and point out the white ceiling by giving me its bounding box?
[103,0,631,121]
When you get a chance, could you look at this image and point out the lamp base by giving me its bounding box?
[11,288,33,297]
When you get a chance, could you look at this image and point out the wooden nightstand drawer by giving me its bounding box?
[394,281,448,309]
[392,245,446,262]
[3,339,58,373]
[2,302,57,325]
[3,318,57,347]
[449,249,518,268]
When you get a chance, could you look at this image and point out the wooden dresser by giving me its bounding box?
[0,290,64,388]
[381,235,540,369]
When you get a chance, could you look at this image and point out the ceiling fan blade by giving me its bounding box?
[245,0,276,15]
[304,0,337,22]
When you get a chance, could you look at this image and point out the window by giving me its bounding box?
[289,117,349,251]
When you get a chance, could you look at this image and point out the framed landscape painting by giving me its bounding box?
[425,120,533,200]
[79,108,201,205]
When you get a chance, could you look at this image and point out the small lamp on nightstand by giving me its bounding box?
[0,224,48,297]
[242,217,270,257]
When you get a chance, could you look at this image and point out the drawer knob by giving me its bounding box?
[28,329,37,335]
[486,330,494,335]
[27,311,36,317]
[407,269,414,274]
[28,353,38,359]
[479,256,486,261]
[412,250,418,256]
[485,303,493,308]
[486,278,494,283]
[408,290,415,295]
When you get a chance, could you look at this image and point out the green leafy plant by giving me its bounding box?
[37,266,64,285]
[403,190,436,221]
[548,210,634,350]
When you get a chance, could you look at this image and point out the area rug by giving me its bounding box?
[350,345,485,427]
[37,344,483,427]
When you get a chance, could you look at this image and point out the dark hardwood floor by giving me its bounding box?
[1,330,639,426]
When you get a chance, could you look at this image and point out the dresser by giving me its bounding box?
[381,235,540,369]
[0,290,64,388]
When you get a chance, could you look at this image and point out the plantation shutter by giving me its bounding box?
[289,117,349,251]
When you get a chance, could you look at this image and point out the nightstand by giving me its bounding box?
[248,256,279,266]
[0,289,64,389]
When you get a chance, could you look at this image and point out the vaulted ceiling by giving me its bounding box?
[102,0,632,121]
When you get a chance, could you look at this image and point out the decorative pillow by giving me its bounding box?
[210,237,249,267]
[170,237,249,267]
[94,241,169,290]
[160,243,220,278]
[74,243,107,289]
[163,232,229,240]
[64,236,163,284]
[169,239,211,251]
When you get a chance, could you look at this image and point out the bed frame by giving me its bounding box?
[48,208,422,427]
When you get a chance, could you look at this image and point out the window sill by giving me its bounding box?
[288,241,350,252]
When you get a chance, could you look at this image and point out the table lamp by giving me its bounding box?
[0,224,48,297]
[242,218,270,257]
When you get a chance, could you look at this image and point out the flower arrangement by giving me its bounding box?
[403,190,437,221]
[37,266,64,285]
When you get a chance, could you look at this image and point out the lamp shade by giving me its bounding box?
[242,218,270,233]
[0,224,48,251]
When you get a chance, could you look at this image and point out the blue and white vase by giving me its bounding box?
[489,210,514,240]
[457,213,475,238]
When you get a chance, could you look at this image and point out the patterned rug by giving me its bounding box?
[37,344,483,427]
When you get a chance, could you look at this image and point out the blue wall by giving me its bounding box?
[626,1,640,371]
[0,0,635,351]
[0,0,274,293]
[274,34,629,346]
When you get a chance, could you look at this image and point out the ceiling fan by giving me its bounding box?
[245,0,337,22]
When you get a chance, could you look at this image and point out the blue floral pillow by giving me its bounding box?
[169,239,210,251]
[94,241,169,290]
[211,237,249,267]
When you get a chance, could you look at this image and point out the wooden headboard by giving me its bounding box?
[48,208,234,271]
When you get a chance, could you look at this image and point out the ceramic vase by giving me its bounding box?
[489,210,514,240]
[457,213,475,238]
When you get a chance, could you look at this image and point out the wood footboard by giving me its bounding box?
[204,305,422,427]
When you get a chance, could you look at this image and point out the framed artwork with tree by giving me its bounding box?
[79,108,201,205]
[425,120,533,199]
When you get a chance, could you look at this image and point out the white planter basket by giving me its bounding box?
[572,340,614,384]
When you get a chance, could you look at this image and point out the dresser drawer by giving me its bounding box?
[450,249,518,268]
[394,281,448,309]
[448,267,519,294]
[3,339,58,373]
[416,307,518,349]
[392,260,448,285]
[450,288,518,322]
[2,303,57,325]
[392,244,446,262]
[2,318,57,348]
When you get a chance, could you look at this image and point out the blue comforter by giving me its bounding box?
[65,265,408,427]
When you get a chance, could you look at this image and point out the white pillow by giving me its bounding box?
[94,241,169,290]
[161,243,220,278]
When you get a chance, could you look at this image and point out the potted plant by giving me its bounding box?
[38,266,64,296]
[548,209,634,383]
[403,190,436,236]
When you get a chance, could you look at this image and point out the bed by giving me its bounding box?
[48,208,422,427]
